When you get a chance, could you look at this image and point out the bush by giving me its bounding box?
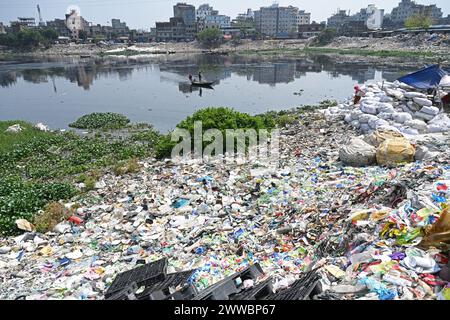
[197,28,223,48]
[314,28,337,46]
[34,202,69,233]
[69,112,130,129]
[113,158,141,176]
[405,13,433,29]
[155,107,275,159]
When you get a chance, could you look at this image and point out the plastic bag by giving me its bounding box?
[376,138,415,165]
[365,129,404,148]
[413,97,433,107]
[392,112,413,124]
[339,138,376,167]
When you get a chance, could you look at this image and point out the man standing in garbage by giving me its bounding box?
[353,85,365,105]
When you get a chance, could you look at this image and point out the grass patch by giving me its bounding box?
[113,158,141,176]
[69,112,130,130]
[304,47,444,59]
[34,202,69,234]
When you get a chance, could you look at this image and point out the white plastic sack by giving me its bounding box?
[392,112,413,124]
[378,103,395,114]
[404,92,427,99]
[413,97,432,106]
[350,120,361,129]
[427,124,449,133]
[344,114,352,123]
[415,145,429,161]
[360,124,370,132]
[368,118,389,129]
[378,112,393,120]
[359,114,378,124]
[351,110,363,120]
[420,105,439,116]
[401,127,420,136]
[404,119,427,132]
[379,96,394,103]
[414,111,435,122]
[360,103,378,115]
[339,138,377,167]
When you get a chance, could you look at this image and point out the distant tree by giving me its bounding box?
[16,29,45,48]
[314,28,337,46]
[405,13,433,29]
[40,28,58,41]
[197,28,223,48]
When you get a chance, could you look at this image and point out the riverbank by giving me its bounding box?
[0,85,449,299]
[1,35,449,61]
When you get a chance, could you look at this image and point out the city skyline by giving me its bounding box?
[1,0,449,30]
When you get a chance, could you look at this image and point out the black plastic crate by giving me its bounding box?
[231,277,274,300]
[105,283,139,300]
[136,270,197,300]
[104,258,168,298]
[193,263,265,300]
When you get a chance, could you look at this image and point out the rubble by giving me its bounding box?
[0,90,450,300]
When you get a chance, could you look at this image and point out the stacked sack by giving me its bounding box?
[340,129,416,167]
[326,81,450,136]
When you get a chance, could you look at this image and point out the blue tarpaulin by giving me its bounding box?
[397,65,448,90]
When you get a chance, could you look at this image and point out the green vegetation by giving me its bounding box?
[313,28,337,46]
[405,13,434,29]
[69,112,131,129]
[197,28,223,48]
[0,119,149,235]
[0,28,58,49]
[34,202,69,233]
[304,47,443,59]
[155,107,275,159]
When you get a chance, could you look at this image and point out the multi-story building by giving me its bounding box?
[197,4,218,20]
[196,4,230,32]
[155,17,189,42]
[10,17,36,32]
[0,22,6,34]
[174,3,196,26]
[199,14,230,30]
[390,0,442,24]
[254,4,300,38]
[327,10,351,29]
[298,22,325,38]
[46,19,71,37]
[65,9,88,39]
[111,18,129,35]
[298,10,311,25]
[173,3,196,39]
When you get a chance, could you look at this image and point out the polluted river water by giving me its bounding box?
[0,53,418,132]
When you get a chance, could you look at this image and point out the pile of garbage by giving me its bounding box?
[0,105,449,300]
[327,34,450,53]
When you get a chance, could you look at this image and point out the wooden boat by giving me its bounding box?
[191,80,215,87]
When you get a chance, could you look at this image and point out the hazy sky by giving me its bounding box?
[1,0,449,30]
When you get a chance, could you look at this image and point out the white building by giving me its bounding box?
[65,9,86,39]
[254,4,300,37]
[197,4,218,20]
[298,10,311,25]
[196,4,231,31]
